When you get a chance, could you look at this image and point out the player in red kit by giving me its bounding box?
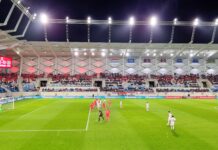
[106,109,111,121]
[108,100,112,107]
[102,100,106,109]
[90,103,94,111]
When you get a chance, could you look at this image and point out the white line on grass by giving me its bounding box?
[85,108,91,131]
[0,129,86,132]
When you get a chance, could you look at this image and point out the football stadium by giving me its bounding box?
[0,0,218,150]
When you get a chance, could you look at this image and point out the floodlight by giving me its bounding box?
[74,51,79,56]
[147,53,150,56]
[33,13,37,20]
[129,16,135,26]
[153,53,156,56]
[101,52,106,57]
[87,16,91,24]
[173,18,178,25]
[126,53,130,57]
[84,52,87,56]
[215,18,218,26]
[170,53,174,57]
[193,18,199,26]
[40,13,48,24]
[17,0,21,4]
[92,52,95,56]
[66,16,69,23]
[190,53,194,57]
[110,53,113,56]
[160,53,163,56]
[108,17,112,24]
[150,16,158,26]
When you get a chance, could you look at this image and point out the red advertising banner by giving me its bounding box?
[0,56,12,68]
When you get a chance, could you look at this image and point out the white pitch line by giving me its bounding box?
[85,108,91,131]
[0,129,86,133]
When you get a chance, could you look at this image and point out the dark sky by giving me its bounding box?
[1,0,218,43]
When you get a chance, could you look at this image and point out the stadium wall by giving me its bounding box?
[1,92,216,99]
[3,56,218,75]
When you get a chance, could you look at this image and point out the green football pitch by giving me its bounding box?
[0,98,218,150]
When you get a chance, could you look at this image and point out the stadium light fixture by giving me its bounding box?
[101,52,106,57]
[129,16,135,26]
[147,53,150,56]
[66,16,69,23]
[74,51,79,56]
[153,53,156,56]
[193,18,199,26]
[17,0,21,4]
[40,13,48,24]
[108,17,112,24]
[91,52,95,56]
[33,13,37,20]
[150,16,158,27]
[126,52,130,57]
[170,53,174,57]
[84,52,87,56]
[173,18,178,25]
[215,18,218,26]
[160,53,163,56]
[87,16,91,24]
[190,53,194,57]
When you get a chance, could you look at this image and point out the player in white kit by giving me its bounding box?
[97,99,102,110]
[169,115,176,130]
[167,111,173,126]
[120,100,123,108]
[146,102,150,112]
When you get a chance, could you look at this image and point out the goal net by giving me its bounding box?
[0,97,15,111]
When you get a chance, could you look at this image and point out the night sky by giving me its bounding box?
[0,0,218,43]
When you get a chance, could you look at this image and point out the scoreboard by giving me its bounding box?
[0,56,12,68]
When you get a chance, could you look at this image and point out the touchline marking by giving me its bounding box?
[85,108,91,131]
[0,129,86,132]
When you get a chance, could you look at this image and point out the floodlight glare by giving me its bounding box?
[153,53,156,56]
[108,17,112,24]
[33,13,37,20]
[40,13,48,24]
[215,18,218,26]
[66,16,69,23]
[87,16,91,24]
[101,52,106,57]
[17,0,21,4]
[92,52,95,56]
[84,52,87,56]
[150,16,158,26]
[129,17,135,26]
[126,53,130,57]
[173,18,178,25]
[193,18,199,26]
[74,51,79,56]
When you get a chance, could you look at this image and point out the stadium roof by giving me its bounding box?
[1,0,218,59]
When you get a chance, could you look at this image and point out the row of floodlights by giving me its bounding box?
[39,13,218,26]
[72,51,208,57]
[16,1,218,26]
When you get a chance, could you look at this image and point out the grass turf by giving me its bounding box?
[0,98,218,150]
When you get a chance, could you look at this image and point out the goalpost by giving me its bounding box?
[0,97,15,111]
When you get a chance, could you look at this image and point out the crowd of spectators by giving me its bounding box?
[151,74,200,88]
[42,88,98,92]
[0,73,19,92]
[156,88,209,93]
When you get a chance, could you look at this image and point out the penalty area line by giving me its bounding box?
[0,129,86,133]
[85,108,91,131]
